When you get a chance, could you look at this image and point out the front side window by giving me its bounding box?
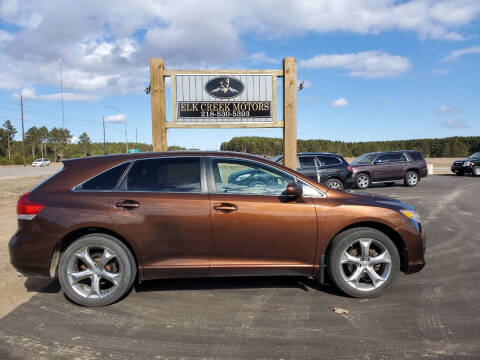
[120,157,201,192]
[212,159,294,195]
[375,154,390,164]
[77,162,130,191]
[352,153,377,164]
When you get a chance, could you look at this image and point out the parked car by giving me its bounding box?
[10,152,425,306]
[451,152,480,176]
[32,158,50,167]
[270,152,354,190]
[351,150,428,189]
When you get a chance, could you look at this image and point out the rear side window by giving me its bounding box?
[298,156,316,168]
[408,152,424,161]
[388,153,407,162]
[120,157,201,192]
[78,162,130,191]
[318,156,342,166]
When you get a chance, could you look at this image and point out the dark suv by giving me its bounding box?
[270,152,354,190]
[451,152,480,176]
[351,150,428,189]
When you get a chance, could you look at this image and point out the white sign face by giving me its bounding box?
[175,74,273,123]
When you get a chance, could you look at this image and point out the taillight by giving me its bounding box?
[424,159,427,168]
[348,165,353,172]
[17,193,44,220]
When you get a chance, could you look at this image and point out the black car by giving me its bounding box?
[270,152,354,190]
[451,152,480,176]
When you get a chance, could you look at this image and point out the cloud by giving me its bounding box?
[300,51,411,78]
[15,87,99,102]
[441,45,480,62]
[437,105,462,114]
[69,136,79,144]
[331,97,348,107]
[441,118,470,129]
[247,52,279,64]
[0,0,478,97]
[104,113,127,123]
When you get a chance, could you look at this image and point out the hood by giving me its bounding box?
[340,190,415,212]
[453,159,467,163]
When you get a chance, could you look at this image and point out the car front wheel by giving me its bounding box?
[355,173,370,189]
[328,227,400,298]
[58,234,136,306]
[473,166,480,177]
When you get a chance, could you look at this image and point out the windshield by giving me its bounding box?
[34,159,43,162]
[469,152,480,159]
[352,153,377,164]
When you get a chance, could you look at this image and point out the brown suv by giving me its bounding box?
[9,152,425,306]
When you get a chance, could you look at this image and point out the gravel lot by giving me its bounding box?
[0,173,479,359]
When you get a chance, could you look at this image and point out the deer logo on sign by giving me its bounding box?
[205,77,244,98]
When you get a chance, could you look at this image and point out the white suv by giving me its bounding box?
[32,158,50,167]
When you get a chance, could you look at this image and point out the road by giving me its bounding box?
[0,164,62,179]
[0,175,479,359]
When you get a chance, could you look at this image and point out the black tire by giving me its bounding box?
[355,173,370,190]
[473,166,480,177]
[327,227,400,298]
[404,171,419,187]
[385,182,395,186]
[324,178,344,190]
[58,234,136,307]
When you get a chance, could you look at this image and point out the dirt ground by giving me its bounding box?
[0,176,51,317]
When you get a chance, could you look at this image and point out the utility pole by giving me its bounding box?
[102,116,106,155]
[20,94,25,167]
[59,58,65,128]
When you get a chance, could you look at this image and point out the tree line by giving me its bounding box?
[0,120,153,165]
[220,136,480,158]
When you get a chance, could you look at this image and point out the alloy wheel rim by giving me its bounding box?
[328,181,342,189]
[475,168,480,176]
[358,176,369,188]
[408,173,418,185]
[339,238,392,291]
[66,245,122,299]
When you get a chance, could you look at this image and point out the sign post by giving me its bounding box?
[149,57,297,169]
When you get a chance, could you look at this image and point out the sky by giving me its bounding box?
[0,0,479,150]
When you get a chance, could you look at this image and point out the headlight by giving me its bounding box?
[464,161,472,167]
[400,209,422,224]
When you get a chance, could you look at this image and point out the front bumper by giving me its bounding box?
[395,221,426,274]
[451,165,473,174]
[344,178,355,189]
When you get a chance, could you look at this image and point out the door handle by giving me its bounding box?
[213,203,237,212]
[115,200,140,209]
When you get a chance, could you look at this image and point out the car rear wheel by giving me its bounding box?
[325,178,344,190]
[327,227,400,298]
[58,234,136,307]
[355,173,370,189]
[473,166,480,177]
[404,171,418,187]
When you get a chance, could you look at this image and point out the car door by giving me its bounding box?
[207,157,318,277]
[388,152,408,179]
[298,155,319,182]
[109,156,211,280]
[372,153,394,181]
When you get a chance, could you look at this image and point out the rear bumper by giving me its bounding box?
[9,227,56,278]
[419,168,428,178]
[344,179,355,189]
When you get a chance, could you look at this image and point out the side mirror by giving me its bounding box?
[374,159,382,165]
[286,182,303,198]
